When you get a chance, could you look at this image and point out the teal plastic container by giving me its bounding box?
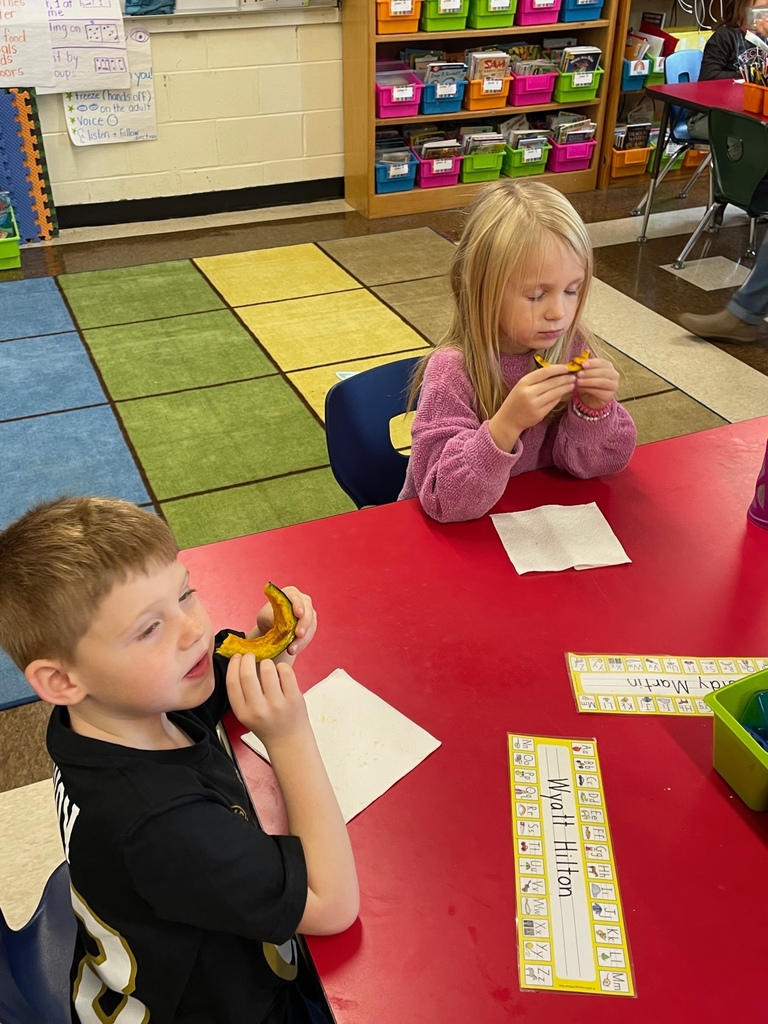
[420,0,469,29]
[553,66,604,103]
[501,143,551,177]
[459,150,504,182]
[705,669,768,811]
[466,0,517,29]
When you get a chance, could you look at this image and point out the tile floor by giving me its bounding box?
[2,177,768,926]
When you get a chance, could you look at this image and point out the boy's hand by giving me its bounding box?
[226,655,310,746]
[489,364,575,451]
[254,586,317,657]
[574,358,619,410]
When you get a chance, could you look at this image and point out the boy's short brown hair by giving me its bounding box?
[0,496,178,671]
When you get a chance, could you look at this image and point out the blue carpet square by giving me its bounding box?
[0,277,75,341]
[0,650,36,709]
[0,333,106,420]
[0,406,150,527]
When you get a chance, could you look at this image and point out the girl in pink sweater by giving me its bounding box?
[399,179,636,523]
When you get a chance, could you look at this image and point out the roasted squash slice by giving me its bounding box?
[534,349,590,372]
[216,583,298,661]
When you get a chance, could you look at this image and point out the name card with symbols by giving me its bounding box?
[509,735,635,997]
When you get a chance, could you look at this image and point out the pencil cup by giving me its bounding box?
[747,440,768,529]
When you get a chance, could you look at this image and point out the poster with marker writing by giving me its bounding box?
[0,0,55,88]
[38,0,129,95]
[63,23,156,146]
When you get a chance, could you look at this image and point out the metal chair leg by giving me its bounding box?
[746,217,757,259]
[630,144,689,216]
[677,152,711,198]
[671,202,720,269]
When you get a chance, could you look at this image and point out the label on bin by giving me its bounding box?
[389,0,413,12]
[523,147,543,162]
[573,71,594,86]
[489,0,511,10]
[533,0,556,6]
[392,85,415,101]
[482,77,504,94]
[435,81,458,97]
[432,158,454,172]
[387,163,410,178]
[439,0,462,10]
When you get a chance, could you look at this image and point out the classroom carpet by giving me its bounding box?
[0,225,736,707]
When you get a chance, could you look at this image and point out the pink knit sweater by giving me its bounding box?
[399,347,637,523]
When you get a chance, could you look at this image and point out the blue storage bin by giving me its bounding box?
[621,58,649,92]
[374,154,417,193]
[420,78,467,114]
[560,0,603,19]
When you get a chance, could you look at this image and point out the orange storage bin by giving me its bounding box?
[376,0,423,32]
[610,145,652,178]
[682,147,708,169]
[462,76,512,110]
[743,81,768,115]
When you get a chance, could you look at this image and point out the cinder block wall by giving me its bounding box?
[36,12,343,207]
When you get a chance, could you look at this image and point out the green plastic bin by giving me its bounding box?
[0,207,20,271]
[420,0,469,29]
[705,669,768,811]
[466,0,517,29]
[645,142,685,173]
[553,67,604,103]
[501,142,551,177]
[459,150,504,182]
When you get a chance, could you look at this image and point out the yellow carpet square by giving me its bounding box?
[195,244,361,306]
[239,290,430,372]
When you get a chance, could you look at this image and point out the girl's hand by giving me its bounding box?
[490,364,576,450]
[255,586,317,657]
[574,358,619,410]
[226,655,310,746]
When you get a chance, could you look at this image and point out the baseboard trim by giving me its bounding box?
[56,177,346,229]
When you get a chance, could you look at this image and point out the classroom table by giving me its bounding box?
[638,79,766,244]
[182,418,768,1024]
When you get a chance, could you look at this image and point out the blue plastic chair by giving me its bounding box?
[0,862,76,1024]
[324,357,421,508]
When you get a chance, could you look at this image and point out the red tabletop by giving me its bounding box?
[182,419,768,1024]
[646,78,767,119]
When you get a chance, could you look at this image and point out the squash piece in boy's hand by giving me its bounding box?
[216,582,298,661]
[534,349,590,372]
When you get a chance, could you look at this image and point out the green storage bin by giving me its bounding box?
[0,207,21,271]
[501,142,551,177]
[646,70,664,86]
[553,67,604,103]
[645,142,684,173]
[420,0,469,29]
[705,670,768,811]
[466,0,517,29]
[460,150,504,182]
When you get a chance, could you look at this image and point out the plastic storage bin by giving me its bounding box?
[501,142,551,177]
[463,76,512,110]
[467,0,517,28]
[705,670,768,811]
[420,0,468,29]
[645,142,684,173]
[621,58,649,92]
[376,0,423,33]
[645,56,665,86]
[546,137,597,172]
[508,70,557,106]
[682,147,708,169]
[375,69,424,118]
[610,145,652,178]
[412,149,463,187]
[420,78,467,115]
[0,207,20,271]
[560,0,603,20]
[375,152,417,193]
[515,0,562,25]
[459,150,505,182]
[553,67,603,102]
[744,81,768,115]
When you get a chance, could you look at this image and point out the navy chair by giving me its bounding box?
[0,862,76,1024]
[324,357,421,508]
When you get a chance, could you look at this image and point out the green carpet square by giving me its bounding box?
[118,377,328,500]
[85,311,276,400]
[59,261,224,329]
[163,468,355,548]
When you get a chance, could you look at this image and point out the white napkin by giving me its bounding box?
[490,502,631,574]
[241,668,441,823]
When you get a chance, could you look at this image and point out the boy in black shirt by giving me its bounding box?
[0,496,359,1024]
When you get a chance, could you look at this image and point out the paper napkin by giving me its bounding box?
[490,502,631,574]
[241,668,441,823]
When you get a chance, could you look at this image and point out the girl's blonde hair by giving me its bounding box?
[410,178,599,420]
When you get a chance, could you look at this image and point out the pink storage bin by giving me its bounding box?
[375,71,424,118]
[508,70,557,106]
[546,138,597,172]
[412,148,463,187]
[515,0,562,24]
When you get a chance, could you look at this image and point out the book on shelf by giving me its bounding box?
[511,58,558,76]
[503,42,542,62]
[541,35,577,66]
[559,45,602,73]
[401,48,446,70]
[423,61,469,85]
[461,131,506,155]
[615,122,652,150]
[546,111,596,144]
[466,50,511,80]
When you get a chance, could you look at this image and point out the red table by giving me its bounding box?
[182,419,768,1024]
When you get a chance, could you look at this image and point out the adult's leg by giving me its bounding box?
[729,229,768,324]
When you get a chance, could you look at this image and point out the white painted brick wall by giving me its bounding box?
[37,11,343,207]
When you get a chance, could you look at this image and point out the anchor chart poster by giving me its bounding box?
[508,735,635,997]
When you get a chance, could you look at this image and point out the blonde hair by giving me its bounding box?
[0,496,178,671]
[410,179,599,420]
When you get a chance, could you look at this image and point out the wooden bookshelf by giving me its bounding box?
[342,0,625,218]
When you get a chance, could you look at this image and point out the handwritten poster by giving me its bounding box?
[508,735,635,997]
[38,0,129,94]
[0,0,54,88]
[64,23,155,146]
[567,652,768,716]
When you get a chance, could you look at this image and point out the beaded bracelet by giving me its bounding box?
[572,397,613,421]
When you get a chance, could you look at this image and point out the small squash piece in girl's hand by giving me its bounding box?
[534,349,590,372]
[215,583,298,661]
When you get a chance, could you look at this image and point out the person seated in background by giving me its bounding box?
[680,229,768,343]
